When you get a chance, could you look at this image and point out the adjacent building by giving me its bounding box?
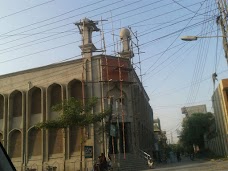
[206,79,228,157]
[0,18,154,171]
[181,104,207,117]
[153,118,167,162]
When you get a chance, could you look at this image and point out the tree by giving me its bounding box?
[180,112,214,151]
[35,97,111,171]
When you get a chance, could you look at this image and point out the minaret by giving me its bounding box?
[75,18,100,59]
[119,28,133,58]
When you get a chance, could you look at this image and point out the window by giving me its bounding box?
[0,133,3,144]
[0,95,4,119]
[12,91,22,117]
[69,80,82,100]
[31,88,41,114]
[50,85,61,107]
[9,130,21,158]
[49,129,63,154]
[28,128,41,157]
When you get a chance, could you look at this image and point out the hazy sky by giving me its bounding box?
[0,0,226,143]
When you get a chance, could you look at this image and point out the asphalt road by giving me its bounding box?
[142,159,228,171]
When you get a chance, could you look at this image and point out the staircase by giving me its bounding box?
[111,153,150,171]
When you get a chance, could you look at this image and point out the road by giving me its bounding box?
[142,158,228,171]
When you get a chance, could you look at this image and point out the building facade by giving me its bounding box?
[181,104,207,117]
[153,118,167,162]
[206,79,228,157]
[0,18,154,171]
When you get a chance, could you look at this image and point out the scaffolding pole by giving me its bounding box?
[117,57,126,159]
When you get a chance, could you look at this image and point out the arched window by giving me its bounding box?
[49,129,63,155]
[12,91,22,117]
[69,127,80,154]
[28,128,41,157]
[68,80,82,100]
[0,95,4,119]
[30,88,41,114]
[50,84,61,107]
[9,130,21,158]
[0,133,3,144]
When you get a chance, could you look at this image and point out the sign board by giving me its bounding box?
[84,146,93,158]
[0,142,16,171]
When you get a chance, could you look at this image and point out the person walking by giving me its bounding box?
[147,157,154,169]
[176,151,181,162]
[107,154,112,170]
[99,153,108,171]
[169,151,174,163]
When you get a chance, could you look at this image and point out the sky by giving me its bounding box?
[0,0,227,143]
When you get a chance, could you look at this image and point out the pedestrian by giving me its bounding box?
[107,154,112,170]
[176,151,181,162]
[93,163,99,171]
[147,157,154,169]
[93,156,101,171]
[169,151,174,163]
[189,147,195,161]
[99,153,108,171]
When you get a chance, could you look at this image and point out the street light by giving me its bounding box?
[181,35,226,41]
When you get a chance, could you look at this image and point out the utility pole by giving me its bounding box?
[217,0,228,63]
[108,97,113,156]
[116,100,120,171]
[171,132,173,144]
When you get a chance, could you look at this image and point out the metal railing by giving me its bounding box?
[139,149,151,161]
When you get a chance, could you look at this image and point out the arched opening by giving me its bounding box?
[50,84,62,107]
[28,128,41,157]
[30,88,41,114]
[68,80,82,100]
[49,129,63,155]
[69,127,80,154]
[9,130,21,158]
[11,91,22,117]
[107,87,129,154]
[47,84,63,156]
[0,95,4,119]
[0,132,3,144]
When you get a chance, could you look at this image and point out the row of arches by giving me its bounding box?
[0,79,82,119]
[0,126,81,158]
[0,79,83,158]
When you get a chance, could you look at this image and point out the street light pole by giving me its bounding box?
[180,35,226,41]
[181,34,228,63]
[217,1,228,61]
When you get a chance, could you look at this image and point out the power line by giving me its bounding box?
[0,2,214,64]
[143,0,208,75]
[0,0,105,36]
[172,0,200,14]
[185,0,217,105]
[0,0,55,21]
[0,0,203,45]
[151,68,228,98]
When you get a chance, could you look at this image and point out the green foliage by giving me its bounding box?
[180,112,214,150]
[35,97,111,129]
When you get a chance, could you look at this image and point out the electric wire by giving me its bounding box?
[0,0,205,46]
[0,0,55,21]
[185,0,216,105]
[143,0,207,77]
[0,3,216,65]
[0,0,106,36]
